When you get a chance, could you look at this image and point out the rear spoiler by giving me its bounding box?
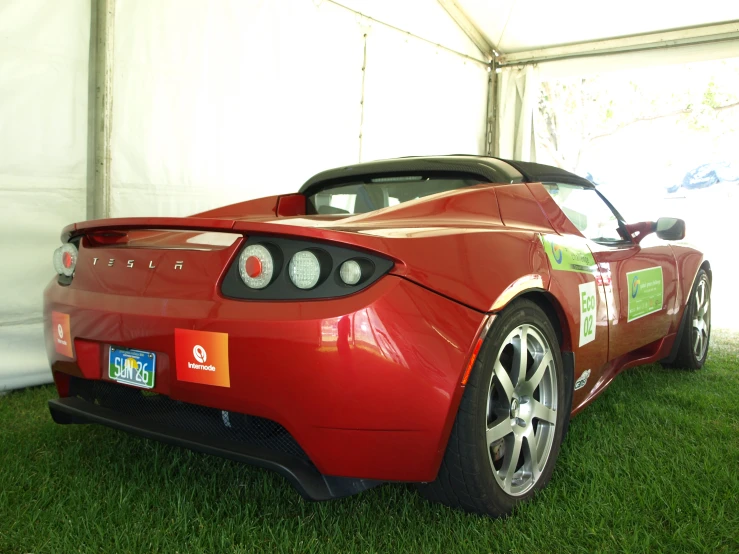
[61,217,238,243]
[60,216,399,263]
[61,194,308,243]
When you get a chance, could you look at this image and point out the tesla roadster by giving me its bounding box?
[44,156,711,517]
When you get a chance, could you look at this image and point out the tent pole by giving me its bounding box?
[87,0,115,220]
[358,31,367,163]
[486,62,498,157]
[434,1,496,156]
[326,0,488,66]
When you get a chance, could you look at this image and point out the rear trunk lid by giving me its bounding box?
[67,224,243,299]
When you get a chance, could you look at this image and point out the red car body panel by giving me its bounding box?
[44,157,707,493]
[45,271,485,481]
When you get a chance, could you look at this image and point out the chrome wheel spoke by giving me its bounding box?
[499,434,523,494]
[512,325,529,386]
[700,298,710,318]
[693,318,705,334]
[696,286,704,313]
[531,400,556,424]
[525,351,552,395]
[487,418,513,445]
[494,360,515,402]
[522,426,542,481]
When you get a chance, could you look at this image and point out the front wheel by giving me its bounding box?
[667,269,711,370]
[417,299,568,517]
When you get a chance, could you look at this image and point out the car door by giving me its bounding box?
[540,183,679,362]
[589,238,678,362]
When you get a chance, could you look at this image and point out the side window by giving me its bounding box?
[543,183,626,243]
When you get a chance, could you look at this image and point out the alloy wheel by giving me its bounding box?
[692,277,710,360]
[485,324,558,497]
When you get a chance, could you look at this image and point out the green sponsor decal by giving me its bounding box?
[540,235,597,274]
[627,266,663,322]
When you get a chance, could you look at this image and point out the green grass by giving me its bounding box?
[1,331,738,554]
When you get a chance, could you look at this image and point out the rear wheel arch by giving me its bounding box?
[514,290,572,352]
[700,260,712,283]
[492,289,574,394]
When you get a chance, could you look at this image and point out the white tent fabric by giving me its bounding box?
[495,64,538,161]
[0,0,90,391]
[109,0,489,217]
[454,0,739,54]
[111,0,487,216]
[337,0,483,60]
[359,25,488,161]
[496,39,739,162]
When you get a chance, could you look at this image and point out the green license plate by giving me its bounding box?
[108,346,156,389]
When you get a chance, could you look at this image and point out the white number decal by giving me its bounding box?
[579,281,597,347]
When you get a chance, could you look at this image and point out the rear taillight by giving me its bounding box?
[339,260,362,285]
[238,244,275,289]
[53,243,78,277]
[288,250,321,289]
[222,236,393,300]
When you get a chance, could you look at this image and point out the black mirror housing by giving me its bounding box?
[655,217,686,241]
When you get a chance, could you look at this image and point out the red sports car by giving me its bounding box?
[44,156,711,517]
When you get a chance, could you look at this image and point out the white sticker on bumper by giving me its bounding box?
[575,369,591,390]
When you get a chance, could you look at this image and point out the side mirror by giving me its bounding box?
[655,217,686,241]
[624,217,686,243]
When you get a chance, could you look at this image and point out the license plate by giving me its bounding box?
[108,346,156,389]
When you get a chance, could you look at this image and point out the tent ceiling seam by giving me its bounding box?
[436,0,494,60]
[494,0,517,54]
[498,20,739,66]
[324,0,489,66]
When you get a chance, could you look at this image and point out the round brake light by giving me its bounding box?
[238,244,274,289]
[244,256,262,278]
[288,251,321,289]
[54,243,78,277]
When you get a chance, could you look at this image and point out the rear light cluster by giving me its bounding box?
[53,243,78,277]
[238,245,371,289]
[222,236,394,301]
[238,244,274,289]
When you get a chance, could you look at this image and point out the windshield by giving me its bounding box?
[306,175,483,215]
[542,183,628,243]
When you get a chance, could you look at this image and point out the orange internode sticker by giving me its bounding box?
[52,311,73,357]
[175,329,230,388]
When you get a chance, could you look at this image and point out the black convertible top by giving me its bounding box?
[299,155,593,194]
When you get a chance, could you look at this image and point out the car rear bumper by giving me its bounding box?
[48,393,381,501]
[43,275,486,483]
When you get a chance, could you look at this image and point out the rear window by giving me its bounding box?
[306,175,483,215]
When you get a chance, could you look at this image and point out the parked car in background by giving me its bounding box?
[667,162,739,193]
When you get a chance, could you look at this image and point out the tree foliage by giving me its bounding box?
[536,59,739,173]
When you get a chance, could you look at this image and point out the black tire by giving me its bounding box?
[669,269,711,370]
[417,299,568,517]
